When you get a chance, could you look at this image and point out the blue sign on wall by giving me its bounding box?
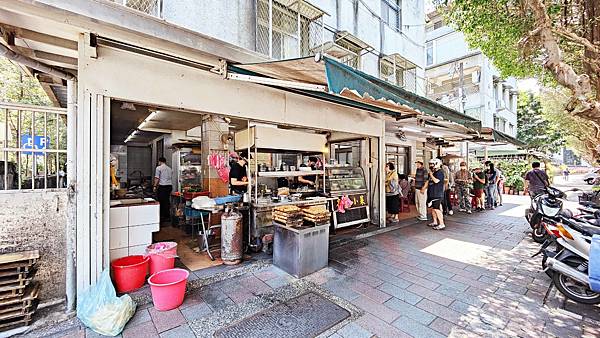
[21,135,50,155]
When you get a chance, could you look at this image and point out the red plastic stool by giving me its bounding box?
[400,197,410,213]
[449,191,458,206]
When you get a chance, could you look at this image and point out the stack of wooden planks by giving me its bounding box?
[272,205,304,227]
[301,206,331,225]
[0,250,40,332]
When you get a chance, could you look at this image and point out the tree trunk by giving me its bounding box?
[526,0,600,121]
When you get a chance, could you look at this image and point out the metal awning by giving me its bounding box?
[474,128,526,147]
[228,56,482,134]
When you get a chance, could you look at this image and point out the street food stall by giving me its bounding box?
[325,166,370,228]
[235,125,335,275]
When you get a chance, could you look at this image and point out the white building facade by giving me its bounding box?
[120,0,426,95]
[424,11,518,137]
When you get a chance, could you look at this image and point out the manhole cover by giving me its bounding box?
[214,292,350,338]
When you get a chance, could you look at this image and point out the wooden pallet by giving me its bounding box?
[0,251,40,332]
[0,284,39,315]
[0,261,37,277]
[0,309,35,331]
[0,269,36,288]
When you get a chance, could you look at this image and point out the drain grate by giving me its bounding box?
[214,292,350,338]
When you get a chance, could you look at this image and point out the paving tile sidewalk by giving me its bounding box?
[31,196,600,337]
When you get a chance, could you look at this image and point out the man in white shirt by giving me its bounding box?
[153,157,173,222]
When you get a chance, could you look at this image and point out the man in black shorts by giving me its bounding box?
[427,158,446,230]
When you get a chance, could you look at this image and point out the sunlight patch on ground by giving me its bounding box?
[498,204,529,218]
[498,194,531,218]
[420,238,496,264]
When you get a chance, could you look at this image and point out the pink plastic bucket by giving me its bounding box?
[148,268,189,311]
[111,255,149,293]
[146,242,178,275]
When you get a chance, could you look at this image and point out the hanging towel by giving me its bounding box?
[590,234,600,292]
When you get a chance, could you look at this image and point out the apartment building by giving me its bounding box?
[119,0,426,95]
[424,11,518,137]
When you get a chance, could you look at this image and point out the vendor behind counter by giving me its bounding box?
[229,154,249,195]
[298,156,319,188]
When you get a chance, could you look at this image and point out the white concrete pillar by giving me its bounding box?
[503,87,510,109]
[496,82,503,108]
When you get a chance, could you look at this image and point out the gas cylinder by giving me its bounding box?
[220,205,243,264]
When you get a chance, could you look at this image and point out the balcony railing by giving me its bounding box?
[112,0,162,18]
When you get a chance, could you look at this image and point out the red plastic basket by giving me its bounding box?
[183,191,210,200]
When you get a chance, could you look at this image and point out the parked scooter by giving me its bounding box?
[543,216,600,304]
[526,187,569,243]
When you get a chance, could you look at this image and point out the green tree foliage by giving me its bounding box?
[0,57,51,105]
[516,92,564,154]
[439,0,600,138]
[540,88,598,163]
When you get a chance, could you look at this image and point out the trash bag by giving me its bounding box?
[77,269,137,336]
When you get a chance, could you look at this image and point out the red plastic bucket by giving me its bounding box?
[146,242,178,275]
[111,255,149,293]
[148,268,189,311]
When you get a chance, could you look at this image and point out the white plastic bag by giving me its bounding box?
[192,195,216,208]
[76,269,136,336]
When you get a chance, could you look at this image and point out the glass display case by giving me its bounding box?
[325,166,367,195]
[177,149,202,191]
[325,166,370,229]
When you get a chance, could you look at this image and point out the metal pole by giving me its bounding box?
[32,111,35,189]
[0,44,75,81]
[4,109,8,190]
[297,1,301,57]
[458,62,464,113]
[268,0,273,58]
[65,79,77,313]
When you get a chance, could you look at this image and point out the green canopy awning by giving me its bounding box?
[492,130,526,147]
[323,56,481,131]
[229,56,482,133]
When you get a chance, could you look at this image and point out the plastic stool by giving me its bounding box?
[449,191,458,206]
[400,197,410,213]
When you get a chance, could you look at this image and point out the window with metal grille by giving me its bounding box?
[386,145,410,174]
[426,41,434,66]
[380,58,403,87]
[256,0,324,60]
[113,0,162,17]
[493,116,506,133]
[380,56,417,93]
[336,39,363,69]
[0,103,67,191]
[382,0,401,31]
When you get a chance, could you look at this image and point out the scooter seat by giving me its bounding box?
[580,201,600,208]
[563,217,600,236]
[580,223,600,236]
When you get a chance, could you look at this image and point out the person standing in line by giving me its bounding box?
[413,161,428,221]
[484,161,498,209]
[524,161,550,198]
[153,156,173,222]
[398,174,410,198]
[385,162,400,223]
[440,158,454,216]
[496,166,504,207]
[453,161,472,214]
[427,159,445,230]
[472,167,486,211]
